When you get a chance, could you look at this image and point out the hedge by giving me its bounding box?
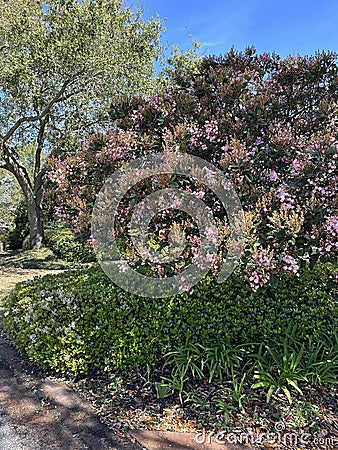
[3,263,337,377]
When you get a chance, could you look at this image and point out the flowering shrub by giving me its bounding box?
[47,48,338,288]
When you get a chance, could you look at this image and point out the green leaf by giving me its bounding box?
[266,385,275,403]
[281,386,292,404]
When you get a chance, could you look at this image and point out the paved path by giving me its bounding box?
[0,407,45,449]
[131,430,248,450]
[0,334,144,449]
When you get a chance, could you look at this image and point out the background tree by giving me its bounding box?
[0,0,164,249]
[0,170,22,228]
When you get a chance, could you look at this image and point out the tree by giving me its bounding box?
[0,0,164,248]
[0,170,22,228]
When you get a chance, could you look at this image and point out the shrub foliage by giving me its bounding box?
[3,263,337,376]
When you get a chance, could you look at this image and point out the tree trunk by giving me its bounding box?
[27,195,45,250]
[26,174,45,250]
[1,143,46,250]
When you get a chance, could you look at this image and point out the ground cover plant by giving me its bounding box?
[0,247,72,326]
[2,262,338,447]
[3,262,337,376]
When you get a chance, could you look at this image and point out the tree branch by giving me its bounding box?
[0,161,9,170]
[34,116,49,179]
[1,143,34,197]
[3,77,76,142]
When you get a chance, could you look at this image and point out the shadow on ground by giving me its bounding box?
[0,333,144,449]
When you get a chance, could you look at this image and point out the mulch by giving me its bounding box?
[69,366,338,450]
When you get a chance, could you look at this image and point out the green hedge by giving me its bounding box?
[22,228,95,262]
[3,264,337,376]
[44,228,95,263]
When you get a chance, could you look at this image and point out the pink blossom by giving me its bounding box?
[291,158,302,174]
[282,255,299,274]
[268,170,278,182]
[194,190,206,200]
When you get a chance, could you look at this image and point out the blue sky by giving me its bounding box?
[140,0,338,58]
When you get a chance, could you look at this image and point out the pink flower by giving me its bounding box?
[246,248,275,290]
[204,119,219,142]
[268,170,278,182]
[282,255,299,274]
[291,158,302,174]
[194,190,205,200]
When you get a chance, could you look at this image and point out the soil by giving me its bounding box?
[0,329,145,449]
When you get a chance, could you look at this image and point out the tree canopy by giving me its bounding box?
[0,0,164,248]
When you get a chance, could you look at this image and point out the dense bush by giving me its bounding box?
[3,263,337,377]
[21,227,95,262]
[43,228,95,263]
[21,235,30,251]
[47,48,338,289]
[5,200,29,250]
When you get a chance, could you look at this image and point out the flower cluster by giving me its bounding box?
[247,248,275,290]
[282,254,300,275]
[321,216,338,255]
